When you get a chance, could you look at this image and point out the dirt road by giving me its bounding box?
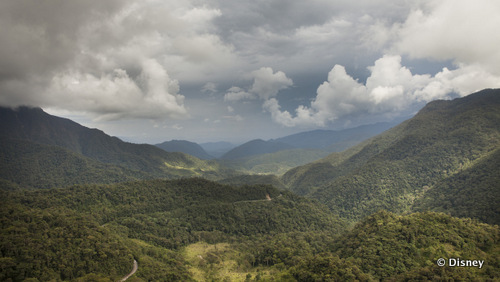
[120,260,138,281]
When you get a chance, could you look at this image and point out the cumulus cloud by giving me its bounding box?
[264,55,500,127]
[224,86,255,102]
[393,0,500,75]
[224,67,293,102]
[45,58,187,120]
[249,67,294,100]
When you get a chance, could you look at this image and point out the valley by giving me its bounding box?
[1,89,499,281]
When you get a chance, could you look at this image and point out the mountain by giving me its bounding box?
[200,141,236,158]
[215,122,397,174]
[156,140,214,160]
[273,121,398,152]
[0,106,235,185]
[412,146,500,225]
[222,148,331,175]
[220,139,295,160]
[0,138,148,189]
[282,89,500,222]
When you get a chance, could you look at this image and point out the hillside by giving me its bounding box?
[3,177,498,281]
[0,178,346,280]
[283,211,500,281]
[221,148,330,175]
[0,106,235,183]
[156,140,214,160]
[412,147,500,225]
[200,141,235,158]
[0,138,148,189]
[282,89,500,222]
[221,139,295,160]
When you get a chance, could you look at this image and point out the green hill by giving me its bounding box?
[413,147,500,225]
[221,139,295,160]
[282,89,500,222]
[0,106,235,185]
[221,148,330,175]
[155,140,214,160]
[0,138,150,189]
[0,178,346,281]
[283,211,500,281]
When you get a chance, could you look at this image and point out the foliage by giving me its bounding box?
[413,147,500,225]
[0,203,132,281]
[234,211,500,281]
[222,148,330,176]
[0,138,146,189]
[282,89,500,223]
[0,178,346,280]
[0,106,237,184]
[331,211,500,280]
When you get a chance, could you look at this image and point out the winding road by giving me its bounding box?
[119,260,138,281]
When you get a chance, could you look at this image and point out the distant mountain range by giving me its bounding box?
[272,122,397,151]
[153,121,398,175]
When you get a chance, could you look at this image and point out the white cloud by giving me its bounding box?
[264,55,500,127]
[393,0,500,75]
[249,67,294,100]
[224,67,293,102]
[224,86,255,102]
[46,58,188,120]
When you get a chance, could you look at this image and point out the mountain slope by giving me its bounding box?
[0,106,234,182]
[282,89,500,222]
[221,139,295,160]
[156,140,214,160]
[0,177,347,280]
[412,147,500,225]
[200,141,235,158]
[0,138,147,189]
[222,148,330,175]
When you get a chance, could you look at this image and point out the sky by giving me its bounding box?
[1,0,500,144]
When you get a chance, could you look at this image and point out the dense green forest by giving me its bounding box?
[2,182,499,281]
[283,89,500,223]
[0,106,236,181]
[1,89,499,280]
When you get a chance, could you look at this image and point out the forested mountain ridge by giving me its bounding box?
[282,89,500,223]
[221,139,295,160]
[272,121,397,151]
[155,140,214,160]
[0,138,148,189]
[0,106,236,183]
